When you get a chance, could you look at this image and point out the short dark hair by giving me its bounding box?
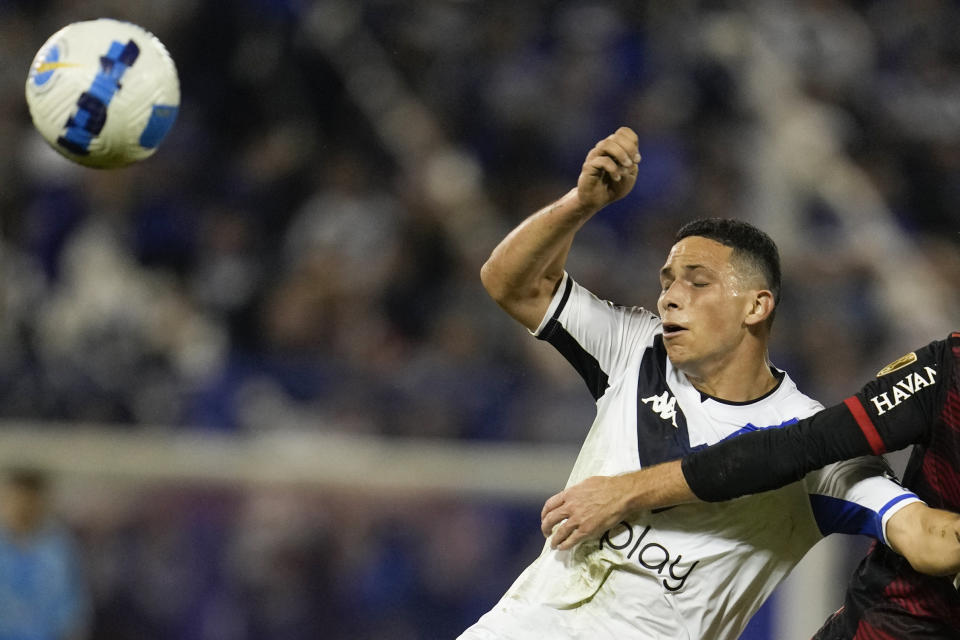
[675,218,782,317]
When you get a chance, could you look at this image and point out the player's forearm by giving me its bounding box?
[622,460,698,514]
[480,189,598,328]
[540,461,697,550]
[887,503,960,576]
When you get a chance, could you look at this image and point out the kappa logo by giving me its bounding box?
[869,365,937,416]
[641,391,678,428]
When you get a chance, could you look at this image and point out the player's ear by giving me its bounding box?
[744,290,775,328]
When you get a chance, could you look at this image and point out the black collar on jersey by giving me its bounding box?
[697,367,786,405]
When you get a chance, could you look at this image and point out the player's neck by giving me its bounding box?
[683,348,778,403]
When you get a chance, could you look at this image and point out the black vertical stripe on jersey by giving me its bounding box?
[537,278,609,400]
[551,276,573,323]
[634,335,694,467]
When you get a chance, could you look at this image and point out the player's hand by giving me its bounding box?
[540,474,632,551]
[576,127,641,212]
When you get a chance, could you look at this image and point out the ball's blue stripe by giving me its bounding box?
[56,39,140,155]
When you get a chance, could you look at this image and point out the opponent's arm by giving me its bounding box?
[480,127,640,330]
[886,502,960,576]
[681,400,887,502]
[683,340,942,501]
[542,404,872,550]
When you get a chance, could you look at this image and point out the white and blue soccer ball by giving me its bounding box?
[25,18,180,169]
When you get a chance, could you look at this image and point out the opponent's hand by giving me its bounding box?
[540,474,633,551]
[576,127,641,212]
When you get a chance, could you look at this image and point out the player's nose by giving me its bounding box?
[658,283,683,313]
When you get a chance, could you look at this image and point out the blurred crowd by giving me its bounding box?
[1,0,958,638]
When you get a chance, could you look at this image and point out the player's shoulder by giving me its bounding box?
[565,275,657,316]
[564,275,662,332]
[769,370,824,417]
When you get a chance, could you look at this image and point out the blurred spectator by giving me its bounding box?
[3,0,955,441]
[0,468,90,640]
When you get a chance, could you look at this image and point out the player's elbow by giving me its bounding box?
[479,257,538,309]
[480,259,555,331]
[480,258,509,303]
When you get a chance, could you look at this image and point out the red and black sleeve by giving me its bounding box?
[682,338,947,502]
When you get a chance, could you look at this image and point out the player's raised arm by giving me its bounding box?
[480,127,640,330]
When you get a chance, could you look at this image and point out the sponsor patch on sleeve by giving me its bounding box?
[876,352,917,377]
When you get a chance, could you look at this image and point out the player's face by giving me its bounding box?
[657,236,757,376]
[0,484,47,535]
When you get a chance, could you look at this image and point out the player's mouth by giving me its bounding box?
[662,323,687,338]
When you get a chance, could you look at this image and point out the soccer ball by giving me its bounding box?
[25,18,180,169]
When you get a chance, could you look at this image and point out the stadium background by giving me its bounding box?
[1,0,959,638]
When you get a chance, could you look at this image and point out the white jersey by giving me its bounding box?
[460,274,919,640]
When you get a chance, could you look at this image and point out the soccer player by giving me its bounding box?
[541,334,960,637]
[458,127,921,639]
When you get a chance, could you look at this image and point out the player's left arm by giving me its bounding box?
[886,501,960,576]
